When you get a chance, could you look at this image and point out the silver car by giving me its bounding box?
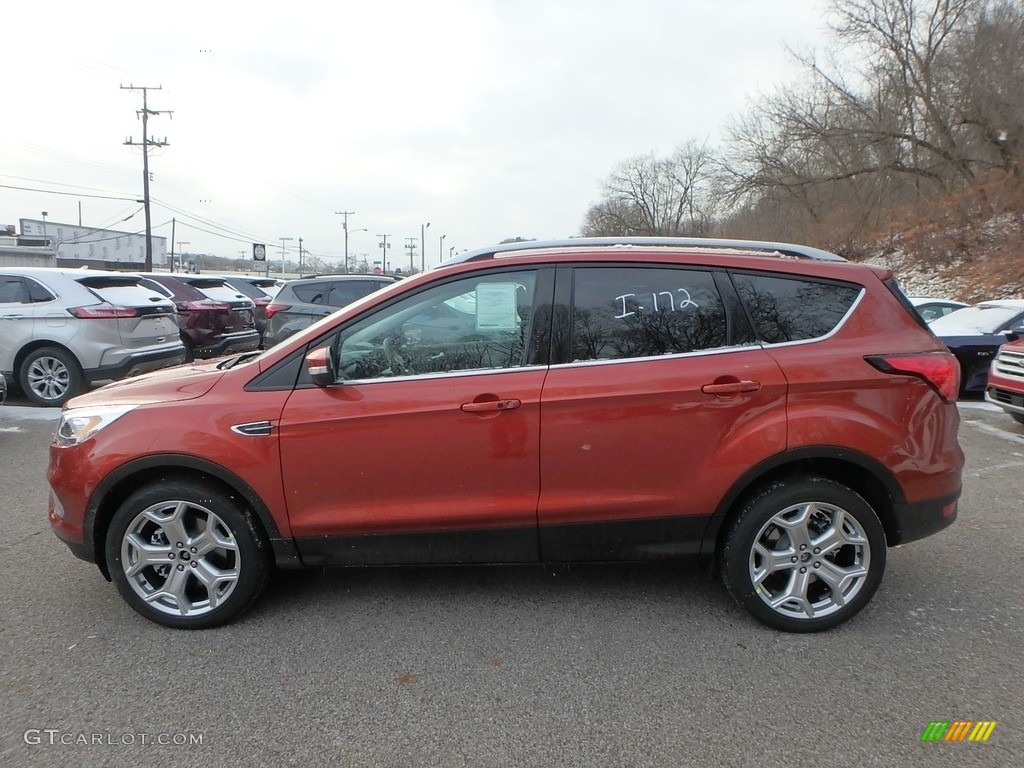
[0,268,185,406]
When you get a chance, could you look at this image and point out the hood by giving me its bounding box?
[66,361,226,408]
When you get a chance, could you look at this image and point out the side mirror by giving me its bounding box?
[305,346,336,387]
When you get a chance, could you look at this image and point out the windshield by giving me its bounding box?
[930,304,1023,334]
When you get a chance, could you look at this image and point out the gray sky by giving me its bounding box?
[1,0,831,269]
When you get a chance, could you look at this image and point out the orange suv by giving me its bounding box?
[47,238,963,631]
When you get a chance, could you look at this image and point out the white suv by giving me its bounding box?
[0,268,185,406]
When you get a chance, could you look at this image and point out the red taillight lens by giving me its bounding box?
[264,303,288,320]
[179,300,231,311]
[68,305,139,319]
[866,352,961,403]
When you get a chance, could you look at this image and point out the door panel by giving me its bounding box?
[538,349,788,559]
[279,369,545,563]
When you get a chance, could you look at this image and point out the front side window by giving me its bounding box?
[570,267,728,361]
[332,270,538,381]
[733,273,861,344]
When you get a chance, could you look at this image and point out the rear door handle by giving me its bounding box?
[701,380,761,395]
[461,399,521,412]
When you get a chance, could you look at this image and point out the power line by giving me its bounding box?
[0,182,139,201]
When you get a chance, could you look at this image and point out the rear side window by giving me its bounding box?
[570,267,728,361]
[290,283,327,304]
[732,273,861,344]
[326,280,386,307]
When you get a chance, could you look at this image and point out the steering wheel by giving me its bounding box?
[382,336,408,376]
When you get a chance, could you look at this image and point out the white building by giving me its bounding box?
[19,218,167,269]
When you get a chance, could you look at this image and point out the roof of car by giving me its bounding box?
[437,237,847,268]
[908,297,968,306]
[295,273,396,281]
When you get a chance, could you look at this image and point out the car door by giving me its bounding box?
[0,275,33,372]
[537,265,789,560]
[279,267,552,566]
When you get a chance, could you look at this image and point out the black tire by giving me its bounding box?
[19,346,84,407]
[721,477,887,633]
[104,479,271,629]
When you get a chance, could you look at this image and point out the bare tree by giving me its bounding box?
[580,141,720,237]
[722,0,1024,245]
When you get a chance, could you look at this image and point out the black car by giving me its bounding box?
[264,274,396,346]
[139,274,261,361]
[930,300,1024,394]
[212,275,275,344]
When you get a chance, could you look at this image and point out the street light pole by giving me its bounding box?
[279,237,294,275]
[421,221,430,272]
[177,241,190,273]
[439,234,446,263]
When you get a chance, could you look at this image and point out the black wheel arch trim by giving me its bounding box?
[700,445,908,556]
[85,454,300,580]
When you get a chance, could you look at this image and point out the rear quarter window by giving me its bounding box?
[732,272,861,344]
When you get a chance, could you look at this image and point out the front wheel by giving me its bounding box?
[105,480,270,629]
[721,477,886,632]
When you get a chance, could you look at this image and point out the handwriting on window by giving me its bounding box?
[614,289,699,319]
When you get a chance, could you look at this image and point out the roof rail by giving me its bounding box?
[437,237,845,268]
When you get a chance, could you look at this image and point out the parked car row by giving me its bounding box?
[0,268,398,406]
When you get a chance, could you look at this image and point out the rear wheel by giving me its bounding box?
[105,480,271,629]
[721,477,886,632]
[19,346,84,407]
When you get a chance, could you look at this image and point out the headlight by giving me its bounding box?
[55,404,138,446]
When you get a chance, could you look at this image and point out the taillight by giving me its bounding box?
[264,303,288,320]
[178,300,231,311]
[253,297,271,307]
[866,352,961,403]
[68,305,139,319]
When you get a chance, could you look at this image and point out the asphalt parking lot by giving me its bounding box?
[0,399,1020,767]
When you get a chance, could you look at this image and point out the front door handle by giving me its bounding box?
[701,380,761,395]
[461,398,521,413]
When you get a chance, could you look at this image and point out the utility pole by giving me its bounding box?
[122,84,171,271]
[170,217,176,272]
[335,210,355,273]
[420,221,431,272]
[377,233,391,273]
[404,237,417,272]
[298,237,304,275]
